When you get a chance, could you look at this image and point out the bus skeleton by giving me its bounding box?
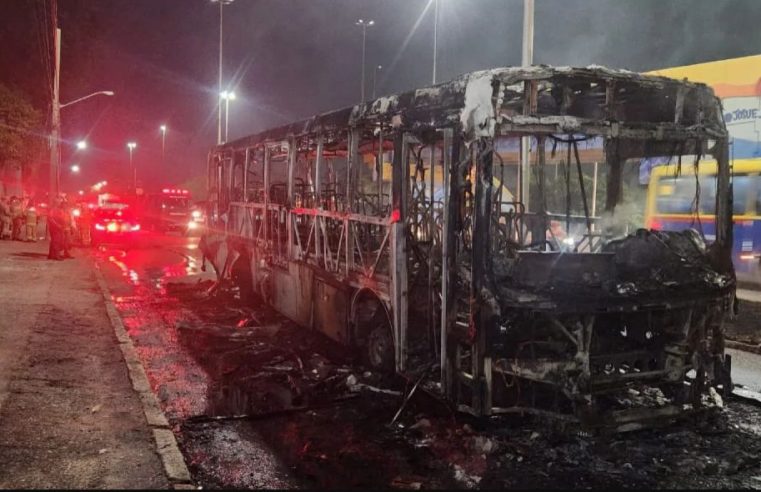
[202,65,735,431]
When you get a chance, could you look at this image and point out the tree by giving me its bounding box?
[0,83,45,191]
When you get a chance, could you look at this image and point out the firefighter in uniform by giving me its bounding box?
[47,198,65,260]
[0,197,10,239]
[77,203,92,246]
[61,198,74,258]
[9,196,23,241]
[24,200,38,242]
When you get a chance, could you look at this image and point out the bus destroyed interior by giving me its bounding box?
[202,65,735,433]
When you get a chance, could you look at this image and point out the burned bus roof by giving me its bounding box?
[215,64,726,151]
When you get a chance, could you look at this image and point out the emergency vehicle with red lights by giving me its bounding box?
[142,188,201,234]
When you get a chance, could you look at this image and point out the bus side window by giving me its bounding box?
[656,176,696,214]
[732,175,751,215]
[754,176,761,215]
[699,176,717,215]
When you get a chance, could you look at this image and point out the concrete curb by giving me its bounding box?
[93,264,193,488]
[726,339,761,356]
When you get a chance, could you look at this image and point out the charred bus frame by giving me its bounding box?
[205,66,735,430]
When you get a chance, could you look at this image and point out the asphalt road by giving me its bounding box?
[92,230,761,489]
[728,348,761,392]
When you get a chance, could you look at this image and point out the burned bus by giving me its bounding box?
[203,65,735,431]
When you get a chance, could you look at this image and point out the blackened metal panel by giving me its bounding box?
[390,132,409,372]
[471,138,496,414]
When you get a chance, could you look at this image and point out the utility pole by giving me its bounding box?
[520,0,534,211]
[50,27,61,201]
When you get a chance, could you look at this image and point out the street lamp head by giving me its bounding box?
[70,164,80,173]
[228,91,236,101]
[127,142,137,150]
[368,20,375,26]
[76,140,87,150]
[102,91,115,96]
[377,65,383,70]
[160,124,167,133]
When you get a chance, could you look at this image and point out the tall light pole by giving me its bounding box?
[221,91,236,143]
[372,65,383,99]
[160,125,167,165]
[127,142,137,190]
[212,0,234,145]
[432,0,439,84]
[356,19,374,101]
[520,0,534,211]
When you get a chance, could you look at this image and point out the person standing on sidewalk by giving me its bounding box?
[61,197,74,259]
[47,198,65,260]
[24,199,38,242]
[0,196,10,240]
[9,196,23,241]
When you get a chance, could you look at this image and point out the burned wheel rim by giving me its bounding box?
[367,324,394,371]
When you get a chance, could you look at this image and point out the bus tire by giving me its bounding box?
[366,322,394,372]
[353,292,394,372]
[231,257,255,305]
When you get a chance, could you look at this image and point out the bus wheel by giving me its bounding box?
[231,257,254,304]
[366,323,394,372]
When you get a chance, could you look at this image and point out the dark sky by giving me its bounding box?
[1,0,759,193]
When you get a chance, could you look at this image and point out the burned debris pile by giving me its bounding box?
[498,228,733,309]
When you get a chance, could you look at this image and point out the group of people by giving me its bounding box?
[0,194,77,260]
[0,196,38,242]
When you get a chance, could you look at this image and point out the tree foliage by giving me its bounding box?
[0,83,45,175]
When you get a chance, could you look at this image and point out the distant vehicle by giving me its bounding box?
[142,188,194,234]
[91,206,141,247]
[188,200,207,236]
[646,158,761,284]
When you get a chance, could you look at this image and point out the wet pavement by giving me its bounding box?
[94,231,761,489]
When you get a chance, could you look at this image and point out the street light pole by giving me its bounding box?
[212,0,234,145]
[127,142,137,190]
[519,0,534,211]
[356,19,374,101]
[372,65,382,99]
[220,91,236,143]
[160,125,167,166]
[47,27,114,201]
[432,0,439,84]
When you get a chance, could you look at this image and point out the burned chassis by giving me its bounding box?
[206,66,734,431]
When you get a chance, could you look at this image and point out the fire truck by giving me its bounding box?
[140,188,202,235]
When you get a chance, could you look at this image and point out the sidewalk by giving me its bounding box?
[0,240,169,488]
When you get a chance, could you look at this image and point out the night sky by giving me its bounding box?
[1,0,759,193]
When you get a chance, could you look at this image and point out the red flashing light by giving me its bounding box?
[390,208,401,223]
[647,218,662,230]
[162,188,189,195]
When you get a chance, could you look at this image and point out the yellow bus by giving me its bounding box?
[646,158,761,281]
